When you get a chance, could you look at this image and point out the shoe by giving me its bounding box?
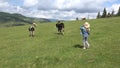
[83,47,86,49]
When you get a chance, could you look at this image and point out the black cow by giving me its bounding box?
[56,21,64,34]
[28,26,35,37]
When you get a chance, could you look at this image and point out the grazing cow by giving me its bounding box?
[76,17,79,20]
[33,23,37,27]
[28,26,35,37]
[82,18,86,20]
[28,23,37,37]
[56,21,64,35]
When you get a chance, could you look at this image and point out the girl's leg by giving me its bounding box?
[83,42,86,49]
[83,37,90,49]
[83,37,87,49]
[86,41,90,48]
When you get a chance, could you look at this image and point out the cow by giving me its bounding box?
[82,18,86,20]
[28,26,35,37]
[56,21,64,35]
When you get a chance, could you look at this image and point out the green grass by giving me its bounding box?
[0,17,120,68]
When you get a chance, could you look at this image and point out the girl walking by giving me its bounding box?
[80,22,90,49]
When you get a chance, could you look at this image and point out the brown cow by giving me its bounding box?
[82,18,86,20]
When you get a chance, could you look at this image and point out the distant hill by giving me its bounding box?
[0,12,57,27]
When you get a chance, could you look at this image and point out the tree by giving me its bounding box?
[107,12,111,17]
[97,11,101,18]
[76,17,79,20]
[111,10,115,17]
[101,8,107,18]
[116,7,120,16]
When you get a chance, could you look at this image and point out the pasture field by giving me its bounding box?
[0,17,120,68]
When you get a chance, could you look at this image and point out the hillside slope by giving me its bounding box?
[0,12,54,27]
[0,17,120,68]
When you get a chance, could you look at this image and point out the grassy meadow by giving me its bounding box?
[0,17,120,68]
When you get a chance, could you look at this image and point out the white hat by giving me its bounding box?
[84,22,90,28]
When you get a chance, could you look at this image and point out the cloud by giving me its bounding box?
[23,0,39,7]
[0,0,120,20]
[0,1,9,11]
[108,4,120,13]
[22,0,110,19]
[33,0,99,13]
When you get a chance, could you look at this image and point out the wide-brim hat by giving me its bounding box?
[84,22,90,28]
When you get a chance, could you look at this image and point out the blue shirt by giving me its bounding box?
[80,26,89,37]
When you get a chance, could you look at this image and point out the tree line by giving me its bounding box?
[97,7,120,18]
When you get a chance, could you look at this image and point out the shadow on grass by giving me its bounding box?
[73,44,83,49]
[54,33,64,35]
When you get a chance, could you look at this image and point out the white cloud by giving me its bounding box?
[0,0,120,20]
[35,0,99,13]
[23,0,39,7]
[109,4,120,13]
[0,1,10,11]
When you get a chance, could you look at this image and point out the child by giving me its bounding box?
[80,22,90,49]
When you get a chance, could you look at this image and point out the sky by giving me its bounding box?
[0,0,120,20]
